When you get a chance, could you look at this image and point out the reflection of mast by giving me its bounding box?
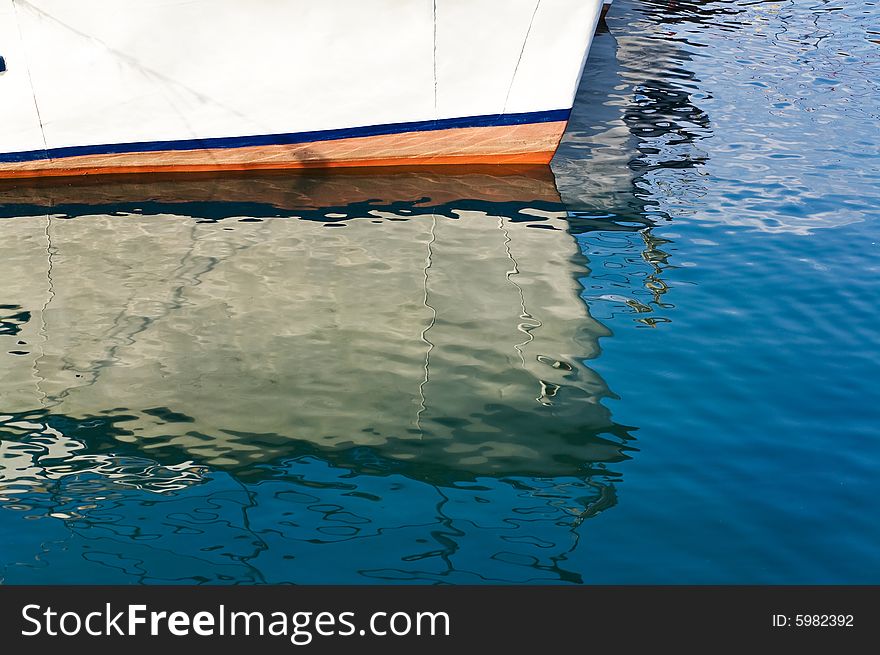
[416,213,437,434]
[497,214,544,401]
[34,213,54,407]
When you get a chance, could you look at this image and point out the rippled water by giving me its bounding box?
[1,0,878,583]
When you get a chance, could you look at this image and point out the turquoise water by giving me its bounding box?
[1,0,878,584]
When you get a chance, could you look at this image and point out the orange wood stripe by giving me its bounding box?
[0,122,566,180]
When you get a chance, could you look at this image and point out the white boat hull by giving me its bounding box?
[0,0,603,178]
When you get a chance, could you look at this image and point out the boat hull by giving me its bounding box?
[0,0,602,178]
[0,113,568,179]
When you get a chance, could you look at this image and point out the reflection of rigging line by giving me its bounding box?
[38,219,207,404]
[15,0,252,123]
[45,218,258,404]
[34,213,55,407]
[510,477,616,584]
[432,485,462,578]
[498,216,541,369]
[416,213,438,434]
[232,476,269,584]
[550,479,614,583]
[561,477,618,527]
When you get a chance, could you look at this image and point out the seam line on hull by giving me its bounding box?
[11,0,49,159]
[503,0,541,114]
[433,0,438,115]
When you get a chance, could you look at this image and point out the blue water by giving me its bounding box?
[1,0,878,584]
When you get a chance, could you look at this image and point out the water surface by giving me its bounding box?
[1,0,878,583]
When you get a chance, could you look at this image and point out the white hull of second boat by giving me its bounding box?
[0,0,604,178]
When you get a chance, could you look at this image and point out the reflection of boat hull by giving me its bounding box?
[0,166,563,214]
[0,169,628,480]
[0,0,603,179]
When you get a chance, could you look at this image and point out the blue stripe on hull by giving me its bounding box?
[0,109,571,164]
